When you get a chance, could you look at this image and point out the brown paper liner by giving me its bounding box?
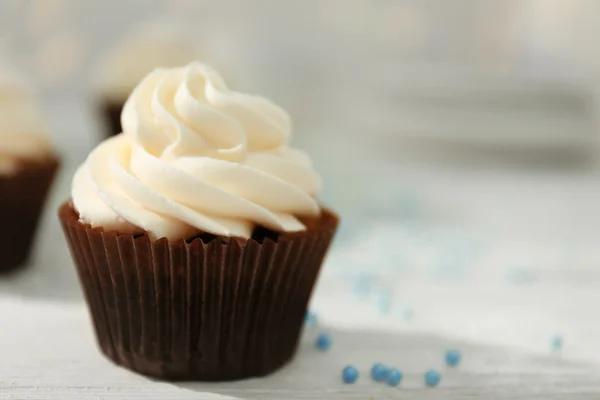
[0,156,60,272]
[59,202,338,381]
[100,100,125,138]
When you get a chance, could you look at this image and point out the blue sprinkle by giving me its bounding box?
[315,333,332,351]
[506,268,537,285]
[342,366,359,384]
[353,273,373,299]
[385,368,403,386]
[551,335,563,351]
[402,306,414,320]
[305,311,317,326]
[370,363,389,382]
[445,349,461,366]
[378,291,393,315]
[424,369,441,387]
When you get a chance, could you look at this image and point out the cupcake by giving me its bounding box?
[60,62,338,381]
[0,68,60,272]
[97,23,198,137]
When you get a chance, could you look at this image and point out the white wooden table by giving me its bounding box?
[2,155,600,399]
[3,297,600,400]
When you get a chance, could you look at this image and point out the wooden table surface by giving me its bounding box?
[2,154,600,399]
[3,297,600,400]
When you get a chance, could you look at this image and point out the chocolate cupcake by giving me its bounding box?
[0,68,59,272]
[60,62,338,381]
[96,23,198,138]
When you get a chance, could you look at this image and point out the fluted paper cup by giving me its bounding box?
[0,156,59,272]
[59,201,338,381]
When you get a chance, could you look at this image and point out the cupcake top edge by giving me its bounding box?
[0,66,52,175]
[97,23,199,101]
[74,61,323,241]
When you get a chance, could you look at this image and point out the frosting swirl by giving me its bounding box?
[73,62,322,240]
[0,68,51,173]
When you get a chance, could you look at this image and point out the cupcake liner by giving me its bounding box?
[0,156,60,272]
[59,202,338,381]
[100,100,124,137]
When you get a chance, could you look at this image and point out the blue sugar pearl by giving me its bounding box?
[370,363,389,382]
[551,335,563,351]
[305,311,317,326]
[445,349,461,366]
[401,306,414,320]
[424,369,441,387]
[315,333,332,351]
[385,368,403,386]
[342,366,359,384]
[378,294,392,315]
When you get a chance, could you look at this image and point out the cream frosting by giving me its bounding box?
[0,67,51,174]
[98,23,199,101]
[73,62,322,240]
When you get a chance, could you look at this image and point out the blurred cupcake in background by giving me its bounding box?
[0,66,60,272]
[96,22,199,138]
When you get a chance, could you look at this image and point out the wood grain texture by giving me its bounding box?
[4,154,600,399]
[1,299,600,400]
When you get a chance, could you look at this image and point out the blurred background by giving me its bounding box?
[3,0,600,359]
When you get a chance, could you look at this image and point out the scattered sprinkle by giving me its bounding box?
[342,365,359,384]
[424,369,441,387]
[506,268,537,285]
[378,290,393,315]
[385,368,403,386]
[401,306,414,320]
[305,311,317,326]
[445,349,461,366]
[551,335,563,351]
[370,363,389,382]
[353,271,374,299]
[315,333,332,351]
